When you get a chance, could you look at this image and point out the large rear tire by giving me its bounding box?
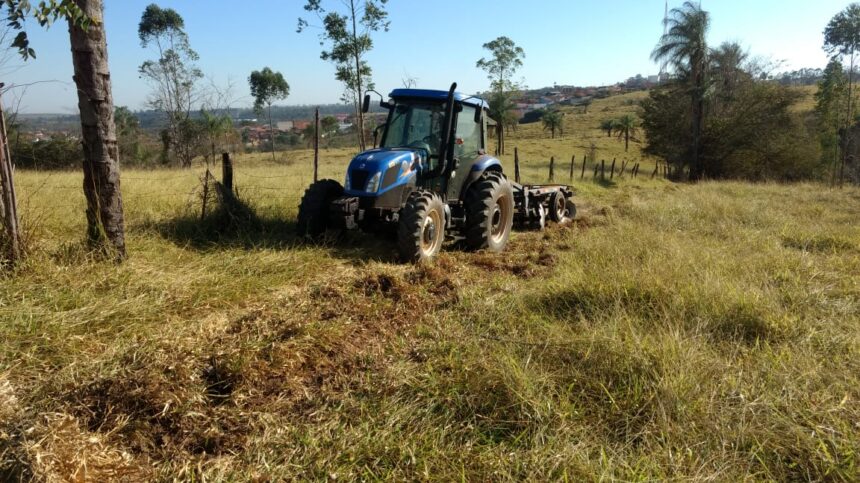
[464,171,514,252]
[397,190,446,263]
[297,179,343,238]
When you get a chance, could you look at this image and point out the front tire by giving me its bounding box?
[464,171,514,252]
[297,179,343,237]
[397,190,446,263]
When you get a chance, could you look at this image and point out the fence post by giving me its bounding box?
[581,154,587,179]
[593,162,598,179]
[514,147,520,184]
[600,160,606,180]
[569,154,575,182]
[0,84,20,265]
[651,163,658,179]
[313,107,320,183]
[201,170,211,220]
[619,159,627,178]
[222,152,233,193]
[549,156,554,182]
[609,158,616,180]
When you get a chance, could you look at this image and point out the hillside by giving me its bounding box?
[2,91,859,481]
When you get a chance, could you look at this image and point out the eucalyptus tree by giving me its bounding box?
[138,3,202,167]
[298,0,389,152]
[476,36,525,154]
[249,67,290,161]
[4,0,126,259]
[824,3,860,185]
[816,59,848,181]
[651,1,710,180]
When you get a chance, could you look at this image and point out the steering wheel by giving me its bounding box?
[407,136,433,154]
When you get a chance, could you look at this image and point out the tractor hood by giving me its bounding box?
[344,148,423,196]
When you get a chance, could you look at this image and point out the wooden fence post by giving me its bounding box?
[651,164,658,179]
[581,154,587,180]
[222,152,233,193]
[514,147,520,184]
[568,155,575,182]
[549,156,555,182]
[600,160,606,180]
[593,162,598,179]
[0,84,20,265]
[313,107,320,183]
[619,159,627,178]
[609,158,617,180]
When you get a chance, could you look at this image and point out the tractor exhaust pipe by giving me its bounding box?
[436,82,457,178]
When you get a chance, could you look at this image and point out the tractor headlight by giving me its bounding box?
[366,172,381,192]
[344,172,351,190]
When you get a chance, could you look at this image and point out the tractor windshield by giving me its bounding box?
[381,102,445,157]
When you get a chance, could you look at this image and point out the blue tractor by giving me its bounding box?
[297,83,575,262]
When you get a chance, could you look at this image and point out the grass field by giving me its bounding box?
[2,91,860,481]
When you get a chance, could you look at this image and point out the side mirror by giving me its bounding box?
[474,107,482,124]
[362,94,371,113]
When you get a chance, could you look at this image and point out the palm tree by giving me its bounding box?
[614,115,639,152]
[600,119,616,137]
[542,109,564,139]
[651,1,710,179]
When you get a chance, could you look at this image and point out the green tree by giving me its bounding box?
[476,36,525,155]
[138,3,202,168]
[541,109,564,139]
[298,0,389,152]
[581,97,593,114]
[115,106,143,164]
[614,114,639,152]
[815,58,847,180]
[3,0,126,260]
[199,109,233,165]
[824,3,860,185]
[249,67,290,161]
[320,115,339,146]
[651,1,710,179]
[600,119,616,137]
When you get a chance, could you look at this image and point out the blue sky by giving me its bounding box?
[1,0,852,113]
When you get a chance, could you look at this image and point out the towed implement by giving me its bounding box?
[298,82,576,262]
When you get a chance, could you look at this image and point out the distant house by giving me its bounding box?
[293,120,311,130]
[276,121,294,131]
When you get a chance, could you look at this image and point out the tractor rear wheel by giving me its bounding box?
[464,171,514,252]
[297,179,343,237]
[398,190,446,263]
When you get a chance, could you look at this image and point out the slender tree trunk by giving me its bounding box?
[842,51,855,187]
[268,103,276,162]
[68,0,126,260]
[350,0,365,152]
[625,130,629,152]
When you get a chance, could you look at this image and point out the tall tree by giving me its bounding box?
[815,58,847,181]
[614,114,639,152]
[138,3,202,168]
[248,67,289,161]
[824,3,860,185]
[541,109,564,139]
[600,119,616,137]
[652,1,710,180]
[298,0,389,152]
[3,0,126,259]
[477,36,525,155]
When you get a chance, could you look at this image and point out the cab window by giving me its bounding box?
[455,105,481,159]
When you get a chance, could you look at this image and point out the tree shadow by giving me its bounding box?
[149,195,398,264]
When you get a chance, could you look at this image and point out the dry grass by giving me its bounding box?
[2,92,859,481]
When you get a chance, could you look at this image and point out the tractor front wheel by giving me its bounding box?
[398,190,446,263]
[464,171,514,252]
[297,179,343,238]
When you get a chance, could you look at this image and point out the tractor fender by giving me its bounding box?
[457,154,503,202]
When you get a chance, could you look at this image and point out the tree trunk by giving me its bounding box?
[68,0,126,260]
[350,0,365,152]
[625,130,629,152]
[268,103,276,162]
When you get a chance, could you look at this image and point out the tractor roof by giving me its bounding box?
[389,89,489,110]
